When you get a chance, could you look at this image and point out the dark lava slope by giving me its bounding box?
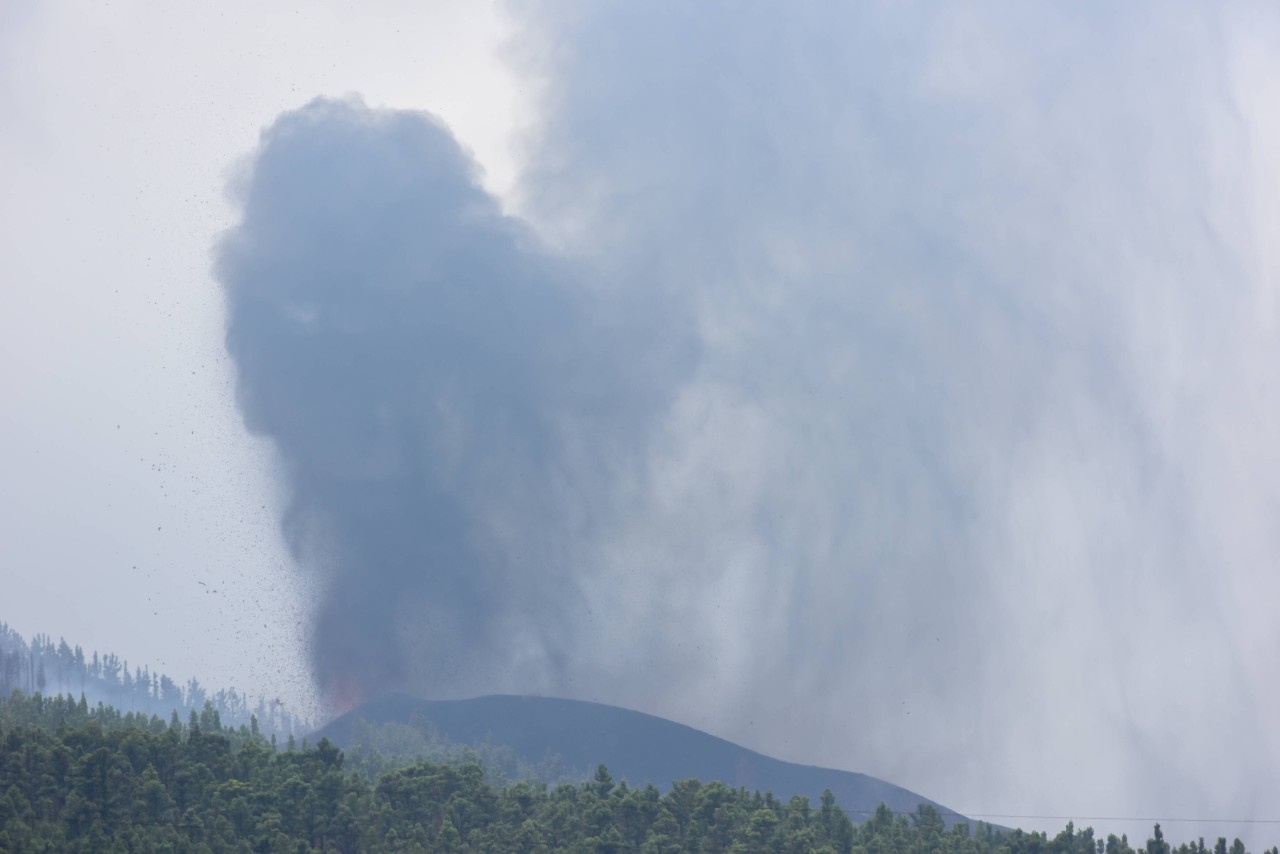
[315,693,969,826]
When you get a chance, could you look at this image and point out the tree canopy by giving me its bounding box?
[2,691,1273,854]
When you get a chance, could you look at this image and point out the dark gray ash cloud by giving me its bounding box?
[217,97,688,708]
[219,1,1280,845]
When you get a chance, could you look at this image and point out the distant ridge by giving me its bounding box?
[316,693,968,826]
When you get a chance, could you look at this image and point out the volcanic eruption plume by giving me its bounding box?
[216,98,686,710]
[219,2,1280,843]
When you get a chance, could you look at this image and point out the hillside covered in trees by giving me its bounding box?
[2,691,1273,854]
[0,622,305,735]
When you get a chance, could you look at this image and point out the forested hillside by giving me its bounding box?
[0,622,304,735]
[1,692,1272,854]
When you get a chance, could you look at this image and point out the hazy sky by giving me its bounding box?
[4,1,1280,847]
[1,0,522,713]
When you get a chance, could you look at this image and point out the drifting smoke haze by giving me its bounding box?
[217,0,1280,843]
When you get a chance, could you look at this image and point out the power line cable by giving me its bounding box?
[900,812,1280,825]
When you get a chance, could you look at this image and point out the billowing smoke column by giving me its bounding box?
[217,98,681,709]
[219,0,1280,846]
